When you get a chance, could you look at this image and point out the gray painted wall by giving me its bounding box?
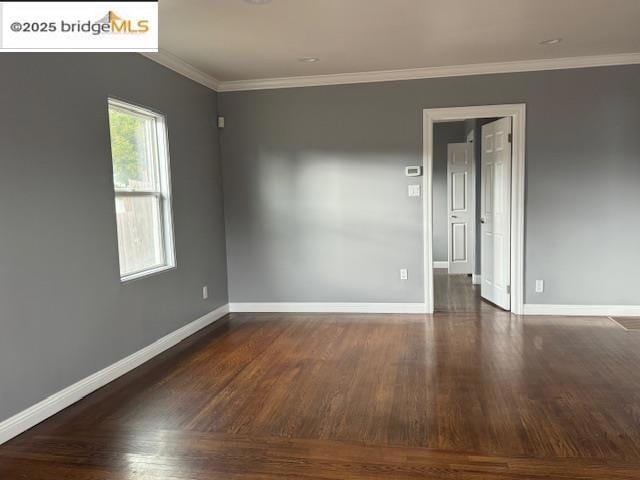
[433,122,467,262]
[0,54,228,422]
[220,64,640,306]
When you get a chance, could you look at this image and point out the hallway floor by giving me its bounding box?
[433,268,503,313]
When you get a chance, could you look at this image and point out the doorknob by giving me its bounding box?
[450,215,458,219]
[480,217,486,224]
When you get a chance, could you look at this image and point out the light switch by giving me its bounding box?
[408,184,421,197]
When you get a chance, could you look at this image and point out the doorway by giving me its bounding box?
[422,105,526,315]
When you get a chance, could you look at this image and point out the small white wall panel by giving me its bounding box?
[451,172,467,212]
[452,223,467,262]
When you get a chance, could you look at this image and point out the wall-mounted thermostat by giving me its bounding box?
[405,166,422,177]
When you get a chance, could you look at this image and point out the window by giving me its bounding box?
[108,98,175,281]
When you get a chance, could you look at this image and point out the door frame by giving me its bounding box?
[422,104,526,315]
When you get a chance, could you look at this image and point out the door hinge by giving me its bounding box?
[508,133,513,143]
[507,285,511,294]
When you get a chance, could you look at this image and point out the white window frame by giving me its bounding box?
[108,98,176,282]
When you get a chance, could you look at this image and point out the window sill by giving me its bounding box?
[120,264,176,283]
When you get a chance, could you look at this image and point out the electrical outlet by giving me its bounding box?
[202,286,208,299]
[535,280,544,293]
[400,269,408,280]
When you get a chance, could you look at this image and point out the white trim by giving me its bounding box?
[120,264,176,283]
[140,50,221,91]
[140,52,640,93]
[229,303,426,314]
[423,104,526,315]
[109,97,177,283]
[217,53,640,92]
[472,274,482,285]
[0,304,229,445]
[524,304,640,317]
[433,261,449,269]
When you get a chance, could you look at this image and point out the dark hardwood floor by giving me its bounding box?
[612,317,640,331]
[434,268,500,313]
[2,310,640,479]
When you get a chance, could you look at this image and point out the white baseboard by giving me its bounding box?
[0,303,229,445]
[229,302,426,314]
[433,261,449,269]
[524,304,640,316]
[472,274,481,285]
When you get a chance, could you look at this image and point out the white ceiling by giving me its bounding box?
[158,0,640,83]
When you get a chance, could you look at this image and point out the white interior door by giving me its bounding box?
[447,143,475,275]
[480,117,512,310]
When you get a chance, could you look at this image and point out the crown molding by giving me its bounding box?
[217,53,640,92]
[141,50,221,91]
[141,51,640,93]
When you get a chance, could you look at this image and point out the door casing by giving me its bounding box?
[422,104,526,315]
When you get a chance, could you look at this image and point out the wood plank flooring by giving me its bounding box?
[612,317,640,330]
[2,311,640,479]
[434,268,499,313]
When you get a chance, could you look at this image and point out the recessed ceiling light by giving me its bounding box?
[298,57,320,63]
[539,38,563,45]
[244,0,271,4]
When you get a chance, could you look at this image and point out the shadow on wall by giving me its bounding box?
[242,147,423,301]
